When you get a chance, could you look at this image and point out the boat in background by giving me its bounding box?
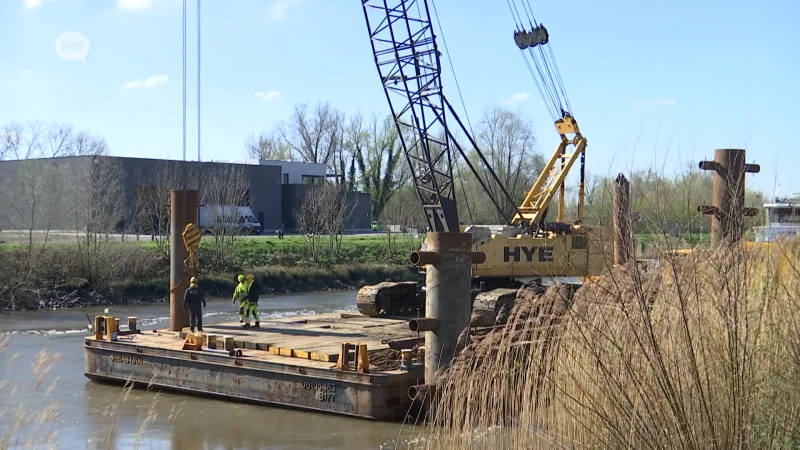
[753,196,800,242]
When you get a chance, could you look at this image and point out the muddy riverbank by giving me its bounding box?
[0,235,420,311]
[2,263,416,311]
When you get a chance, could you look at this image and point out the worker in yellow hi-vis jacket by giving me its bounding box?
[244,274,260,329]
[232,274,249,327]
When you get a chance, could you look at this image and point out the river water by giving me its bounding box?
[0,291,423,450]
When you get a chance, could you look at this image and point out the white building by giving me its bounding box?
[216,159,326,185]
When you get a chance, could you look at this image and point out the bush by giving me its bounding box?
[0,236,419,310]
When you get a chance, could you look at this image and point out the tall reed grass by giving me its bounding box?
[0,336,183,450]
[412,238,800,449]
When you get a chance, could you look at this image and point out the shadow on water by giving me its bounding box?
[81,379,417,450]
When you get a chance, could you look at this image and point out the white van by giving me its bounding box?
[198,205,263,235]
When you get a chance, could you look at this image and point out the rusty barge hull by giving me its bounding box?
[84,313,425,422]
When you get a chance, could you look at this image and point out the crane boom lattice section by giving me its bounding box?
[513,127,587,227]
[362,0,458,232]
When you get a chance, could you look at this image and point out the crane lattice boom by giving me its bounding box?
[361,0,523,233]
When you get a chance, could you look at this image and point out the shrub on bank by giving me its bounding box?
[110,263,416,300]
[0,235,419,310]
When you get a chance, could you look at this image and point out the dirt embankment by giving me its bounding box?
[0,244,416,311]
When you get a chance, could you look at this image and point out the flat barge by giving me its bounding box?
[84,312,425,421]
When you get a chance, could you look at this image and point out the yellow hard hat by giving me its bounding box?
[246,274,254,281]
[190,277,198,284]
[237,274,245,282]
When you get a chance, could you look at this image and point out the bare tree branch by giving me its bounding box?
[244,130,293,161]
[294,183,356,262]
[67,131,109,156]
[62,157,127,285]
[132,162,186,256]
[45,123,74,157]
[276,102,345,178]
[0,160,67,298]
[0,121,109,160]
[201,164,251,265]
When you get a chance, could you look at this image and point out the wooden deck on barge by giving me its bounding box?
[83,312,425,421]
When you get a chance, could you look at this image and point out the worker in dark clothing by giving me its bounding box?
[245,273,261,329]
[184,276,206,332]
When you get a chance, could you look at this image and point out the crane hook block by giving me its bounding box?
[514,25,549,50]
[182,223,202,253]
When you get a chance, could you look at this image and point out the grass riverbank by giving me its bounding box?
[0,234,422,310]
[0,229,736,311]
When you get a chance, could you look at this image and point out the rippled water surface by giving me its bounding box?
[0,291,423,449]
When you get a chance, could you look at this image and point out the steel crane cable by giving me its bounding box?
[426,0,475,225]
[507,0,572,122]
[506,0,559,120]
[520,0,571,113]
[428,0,530,226]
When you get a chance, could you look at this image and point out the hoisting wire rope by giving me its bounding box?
[429,0,528,226]
[505,0,556,121]
[507,0,573,123]
[425,0,474,225]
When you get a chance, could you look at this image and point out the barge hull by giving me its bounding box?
[84,314,425,422]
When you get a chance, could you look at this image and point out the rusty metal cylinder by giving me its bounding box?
[409,250,439,266]
[471,251,486,265]
[409,317,440,333]
[698,149,759,246]
[613,173,632,265]
[421,232,473,386]
[170,190,198,332]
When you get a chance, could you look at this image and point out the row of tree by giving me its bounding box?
[245,101,767,235]
[1,121,110,160]
[1,105,768,258]
[0,156,256,286]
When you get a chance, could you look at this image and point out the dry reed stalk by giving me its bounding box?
[0,333,182,450]
[0,345,62,450]
[408,238,800,450]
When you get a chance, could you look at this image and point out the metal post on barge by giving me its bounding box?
[409,232,485,415]
[170,189,199,332]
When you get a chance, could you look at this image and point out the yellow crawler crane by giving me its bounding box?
[467,111,612,285]
[356,0,615,318]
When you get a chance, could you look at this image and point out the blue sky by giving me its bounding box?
[1,0,797,199]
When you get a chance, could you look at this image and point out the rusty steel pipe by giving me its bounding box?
[422,232,472,387]
[409,317,440,332]
[613,173,632,266]
[471,251,486,264]
[170,190,198,332]
[698,149,759,246]
[409,250,439,266]
[698,160,720,172]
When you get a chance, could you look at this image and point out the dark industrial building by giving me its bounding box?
[0,155,372,234]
